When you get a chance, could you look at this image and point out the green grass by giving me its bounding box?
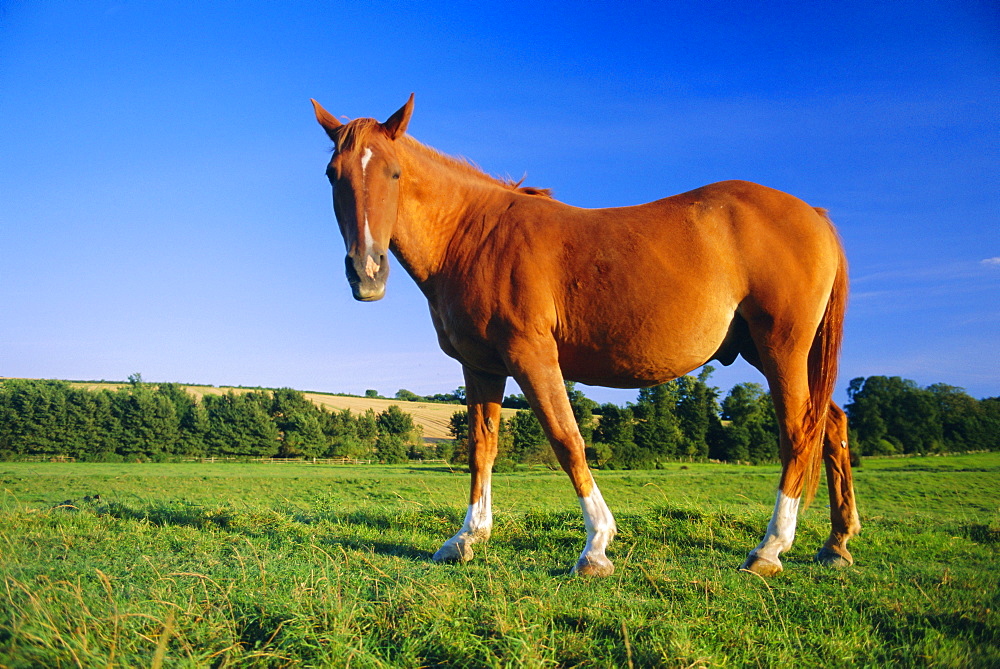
[2,454,998,667]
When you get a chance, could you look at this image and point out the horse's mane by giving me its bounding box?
[335,118,552,198]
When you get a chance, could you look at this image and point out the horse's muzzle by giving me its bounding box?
[345,252,389,301]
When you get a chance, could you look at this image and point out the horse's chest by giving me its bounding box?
[428,299,508,375]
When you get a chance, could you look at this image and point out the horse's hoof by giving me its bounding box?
[815,546,853,568]
[433,541,473,563]
[573,555,614,577]
[740,554,783,577]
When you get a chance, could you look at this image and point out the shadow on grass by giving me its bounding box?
[87,498,449,562]
[76,501,478,561]
[60,496,778,570]
[319,536,433,561]
[868,608,999,654]
[963,523,1000,544]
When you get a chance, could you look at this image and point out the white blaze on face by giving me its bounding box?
[751,490,800,564]
[359,147,380,278]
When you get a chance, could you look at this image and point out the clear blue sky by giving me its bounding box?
[1,1,997,405]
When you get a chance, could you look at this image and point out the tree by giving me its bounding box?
[670,369,722,459]
[593,403,638,468]
[270,388,326,457]
[73,388,120,461]
[356,409,379,450]
[928,383,990,452]
[718,383,779,463]
[202,391,280,457]
[375,405,418,462]
[448,410,469,463]
[981,398,1000,451]
[177,400,209,456]
[280,410,326,458]
[156,383,206,456]
[631,384,683,460]
[376,433,409,464]
[395,389,421,402]
[376,405,416,439]
[846,376,943,454]
[318,408,358,458]
[0,379,66,456]
[507,409,547,462]
[565,381,598,444]
[502,393,531,409]
[113,382,180,460]
[62,386,111,459]
[319,408,375,460]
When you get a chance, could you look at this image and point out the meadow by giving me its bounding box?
[2,453,998,667]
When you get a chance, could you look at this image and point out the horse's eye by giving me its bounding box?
[392,172,401,180]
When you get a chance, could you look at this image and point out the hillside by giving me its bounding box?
[299,392,520,443]
[56,380,519,443]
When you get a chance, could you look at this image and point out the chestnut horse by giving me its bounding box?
[312,95,860,576]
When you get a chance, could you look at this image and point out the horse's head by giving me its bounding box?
[312,95,414,301]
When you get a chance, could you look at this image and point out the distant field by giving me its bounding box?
[46,380,519,443]
[2,453,998,666]
[298,393,519,443]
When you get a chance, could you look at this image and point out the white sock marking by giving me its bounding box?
[577,485,616,566]
[751,490,800,564]
[438,479,493,559]
[462,479,493,539]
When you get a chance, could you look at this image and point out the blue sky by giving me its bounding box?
[1,1,997,405]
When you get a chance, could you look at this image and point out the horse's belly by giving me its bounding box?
[558,346,715,388]
[555,307,736,388]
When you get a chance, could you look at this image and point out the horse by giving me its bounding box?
[311,94,860,577]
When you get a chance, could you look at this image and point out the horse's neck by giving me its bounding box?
[391,144,510,286]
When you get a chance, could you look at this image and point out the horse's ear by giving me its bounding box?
[381,93,414,140]
[311,99,342,142]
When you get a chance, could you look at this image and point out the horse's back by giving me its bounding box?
[436,179,842,386]
[518,181,841,385]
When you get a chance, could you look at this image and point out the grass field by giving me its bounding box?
[2,453,998,667]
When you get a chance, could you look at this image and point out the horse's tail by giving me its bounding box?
[801,210,848,510]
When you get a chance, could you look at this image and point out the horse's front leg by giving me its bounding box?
[433,367,506,564]
[505,340,617,576]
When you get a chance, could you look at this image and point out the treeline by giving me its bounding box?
[389,388,464,404]
[448,373,1000,470]
[449,372,783,469]
[846,376,999,455]
[0,376,434,463]
[2,373,997,467]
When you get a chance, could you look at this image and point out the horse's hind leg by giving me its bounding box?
[738,324,820,576]
[816,402,861,567]
[433,367,506,564]
[504,340,617,576]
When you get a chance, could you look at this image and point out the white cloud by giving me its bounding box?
[981,257,1000,266]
